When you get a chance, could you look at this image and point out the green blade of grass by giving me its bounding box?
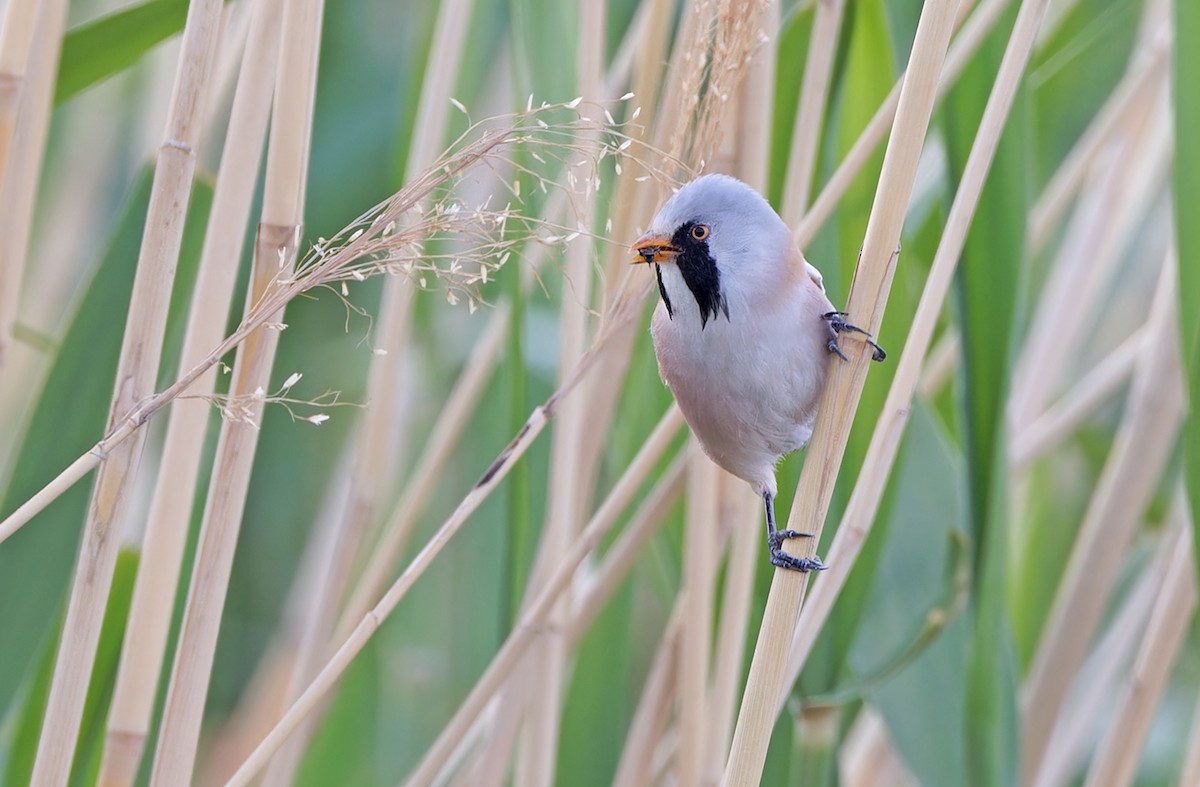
[943,3,1026,782]
[1175,0,1200,575]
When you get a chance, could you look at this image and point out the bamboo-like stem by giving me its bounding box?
[721,2,960,783]
[148,0,323,782]
[0,0,66,461]
[1010,325,1145,471]
[612,605,684,787]
[780,0,846,226]
[916,330,959,399]
[98,3,284,783]
[0,0,41,369]
[260,3,475,781]
[514,2,605,782]
[1083,502,1195,787]
[678,444,719,787]
[706,481,761,779]
[771,0,1054,703]
[227,406,684,787]
[1026,27,1169,251]
[794,0,1008,248]
[1021,253,1184,782]
[1179,685,1200,786]
[28,2,224,783]
[335,305,510,637]
[1010,84,1170,435]
[1030,534,1170,787]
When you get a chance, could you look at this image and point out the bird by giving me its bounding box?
[632,173,884,572]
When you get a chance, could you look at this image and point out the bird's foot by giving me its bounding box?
[823,311,887,362]
[767,529,827,573]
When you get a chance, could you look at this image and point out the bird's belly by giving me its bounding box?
[652,312,828,488]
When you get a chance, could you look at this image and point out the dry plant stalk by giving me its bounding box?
[1083,498,1195,787]
[0,0,66,434]
[780,0,845,225]
[1031,537,1171,787]
[260,1,476,781]
[28,2,224,783]
[0,0,40,366]
[99,3,284,783]
[148,0,323,782]
[516,1,606,780]
[776,0,1057,704]
[1020,250,1184,782]
[721,2,961,784]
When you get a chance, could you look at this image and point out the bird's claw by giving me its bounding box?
[823,311,887,362]
[767,528,826,572]
[770,549,828,573]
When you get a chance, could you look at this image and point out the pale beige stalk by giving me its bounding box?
[0,0,40,368]
[259,2,476,782]
[1179,687,1200,786]
[1010,85,1169,435]
[0,0,67,465]
[28,3,223,783]
[515,2,605,783]
[1010,325,1145,470]
[794,0,1009,249]
[148,0,323,782]
[1031,536,1170,787]
[1021,252,1184,782]
[776,0,1057,704]
[227,405,683,787]
[839,707,918,787]
[678,444,720,787]
[780,0,846,225]
[1083,501,1195,787]
[706,481,761,778]
[721,2,960,783]
[612,605,684,787]
[916,330,959,399]
[99,3,283,783]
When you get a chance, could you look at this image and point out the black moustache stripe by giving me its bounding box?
[654,263,674,319]
[673,222,729,328]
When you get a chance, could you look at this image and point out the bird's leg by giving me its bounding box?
[763,491,827,573]
[823,311,887,362]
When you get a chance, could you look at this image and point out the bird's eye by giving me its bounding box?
[690,224,710,241]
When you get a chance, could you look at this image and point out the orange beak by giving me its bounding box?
[632,234,681,265]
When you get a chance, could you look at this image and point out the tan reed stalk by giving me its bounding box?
[916,330,959,399]
[1021,252,1185,782]
[721,2,960,783]
[0,107,585,545]
[28,2,224,783]
[0,0,40,368]
[763,0,1085,699]
[794,0,1006,249]
[148,0,323,782]
[415,449,688,787]
[678,444,721,787]
[706,480,762,779]
[1031,536,1171,787]
[98,3,284,782]
[611,605,684,786]
[1180,689,1200,786]
[1010,86,1170,435]
[1010,325,1146,471]
[0,0,66,450]
[1027,28,1169,251]
[335,305,510,635]
[259,2,475,782]
[514,4,605,782]
[780,0,846,226]
[839,707,918,787]
[227,407,685,787]
[1083,500,1195,787]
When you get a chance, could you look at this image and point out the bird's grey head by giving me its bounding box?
[633,174,792,328]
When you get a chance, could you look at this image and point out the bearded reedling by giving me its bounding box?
[633,174,885,571]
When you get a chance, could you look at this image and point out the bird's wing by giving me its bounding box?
[804,259,826,292]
